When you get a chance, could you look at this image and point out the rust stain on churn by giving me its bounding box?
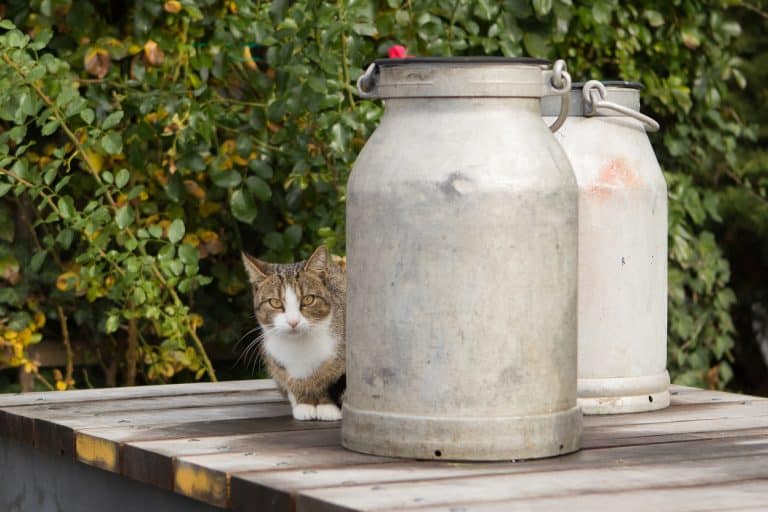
[589,157,639,198]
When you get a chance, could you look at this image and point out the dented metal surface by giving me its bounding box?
[345,60,582,460]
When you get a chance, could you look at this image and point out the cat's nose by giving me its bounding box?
[287,318,299,329]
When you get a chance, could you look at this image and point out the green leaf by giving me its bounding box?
[29,251,46,273]
[80,108,95,125]
[115,168,130,189]
[264,232,284,251]
[211,169,242,188]
[158,244,175,261]
[149,224,163,238]
[41,120,59,136]
[58,196,76,219]
[284,225,302,248]
[102,111,124,130]
[11,159,30,181]
[31,28,53,49]
[178,244,199,265]
[100,132,123,155]
[245,176,272,201]
[105,314,120,334]
[169,260,184,276]
[591,2,612,24]
[523,32,550,58]
[168,218,185,243]
[0,183,12,198]
[532,0,552,16]
[643,10,664,27]
[115,205,134,229]
[230,189,258,223]
[248,160,274,179]
[56,228,74,249]
[132,287,147,305]
[0,19,16,30]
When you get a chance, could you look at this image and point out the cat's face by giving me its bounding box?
[242,247,332,336]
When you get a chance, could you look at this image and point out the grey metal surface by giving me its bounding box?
[0,437,222,512]
[344,60,581,460]
[543,86,670,415]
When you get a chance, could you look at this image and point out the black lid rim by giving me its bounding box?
[572,80,644,90]
[373,56,550,66]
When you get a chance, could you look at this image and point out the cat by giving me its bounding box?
[241,246,346,421]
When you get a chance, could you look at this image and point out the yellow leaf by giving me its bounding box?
[243,45,258,71]
[84,149,104,174]
[84,48,111,79]
[143,40,165,66]
[221,139,237,154]
[56,271,80,292]
[18,329,32,346]
[183,180,206,200]
[56,381,67,391]
[183,234,201,246]
[163,0,182,13]
[35,312,46,328]
[4,330,17,341]
[198,201,222,217]
[189,314,204,329]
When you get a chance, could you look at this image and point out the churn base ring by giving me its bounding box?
[577,370,671,415]
[341,404,582,461]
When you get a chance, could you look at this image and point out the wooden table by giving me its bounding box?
[0,380,766,511]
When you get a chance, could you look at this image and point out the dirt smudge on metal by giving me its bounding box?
[589,157,640,198]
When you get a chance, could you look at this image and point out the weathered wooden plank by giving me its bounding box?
[25,401,291,458]
[584,399,768,428]
[582,426,768,449]
[295,454,768,511]
[403,480,768,512]
[0,387,287,457]
[669,385,765,405]
[5,389,283,417]
[122,428,341,490]
[174,447,394,508]
[583,414,768,449]
[76,415,333,473]
[230,434,768,512]
[0,379,277,408]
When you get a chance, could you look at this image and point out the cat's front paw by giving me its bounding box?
[315,403,342,421]
[292,403,317,420]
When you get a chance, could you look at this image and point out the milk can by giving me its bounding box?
[542,81,670,414]
[343,57,582,460]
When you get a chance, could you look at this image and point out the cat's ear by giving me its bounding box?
[304,245,329,277]
[241,252,270,286]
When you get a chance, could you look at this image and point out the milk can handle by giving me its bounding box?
[357,63,378,99]
[547,60,572,133]
[582,80,660,132]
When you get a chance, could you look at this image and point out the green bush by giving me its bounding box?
[0,0,763,390]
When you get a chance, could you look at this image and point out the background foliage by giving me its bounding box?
[0,0,765,392]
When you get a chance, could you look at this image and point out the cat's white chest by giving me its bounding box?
[263,321,337,379]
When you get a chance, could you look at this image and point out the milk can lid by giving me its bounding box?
[373,56,550,66]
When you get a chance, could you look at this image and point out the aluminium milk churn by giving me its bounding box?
[343,57,582,460]
[542,80,670,414]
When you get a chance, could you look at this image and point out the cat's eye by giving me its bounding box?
[268,298,283,309]
[301,295,315,307]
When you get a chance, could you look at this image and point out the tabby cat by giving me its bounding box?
[241,246,346,421]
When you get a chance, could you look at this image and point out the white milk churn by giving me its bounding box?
[542,81,670,414]
[343,57,582,460]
